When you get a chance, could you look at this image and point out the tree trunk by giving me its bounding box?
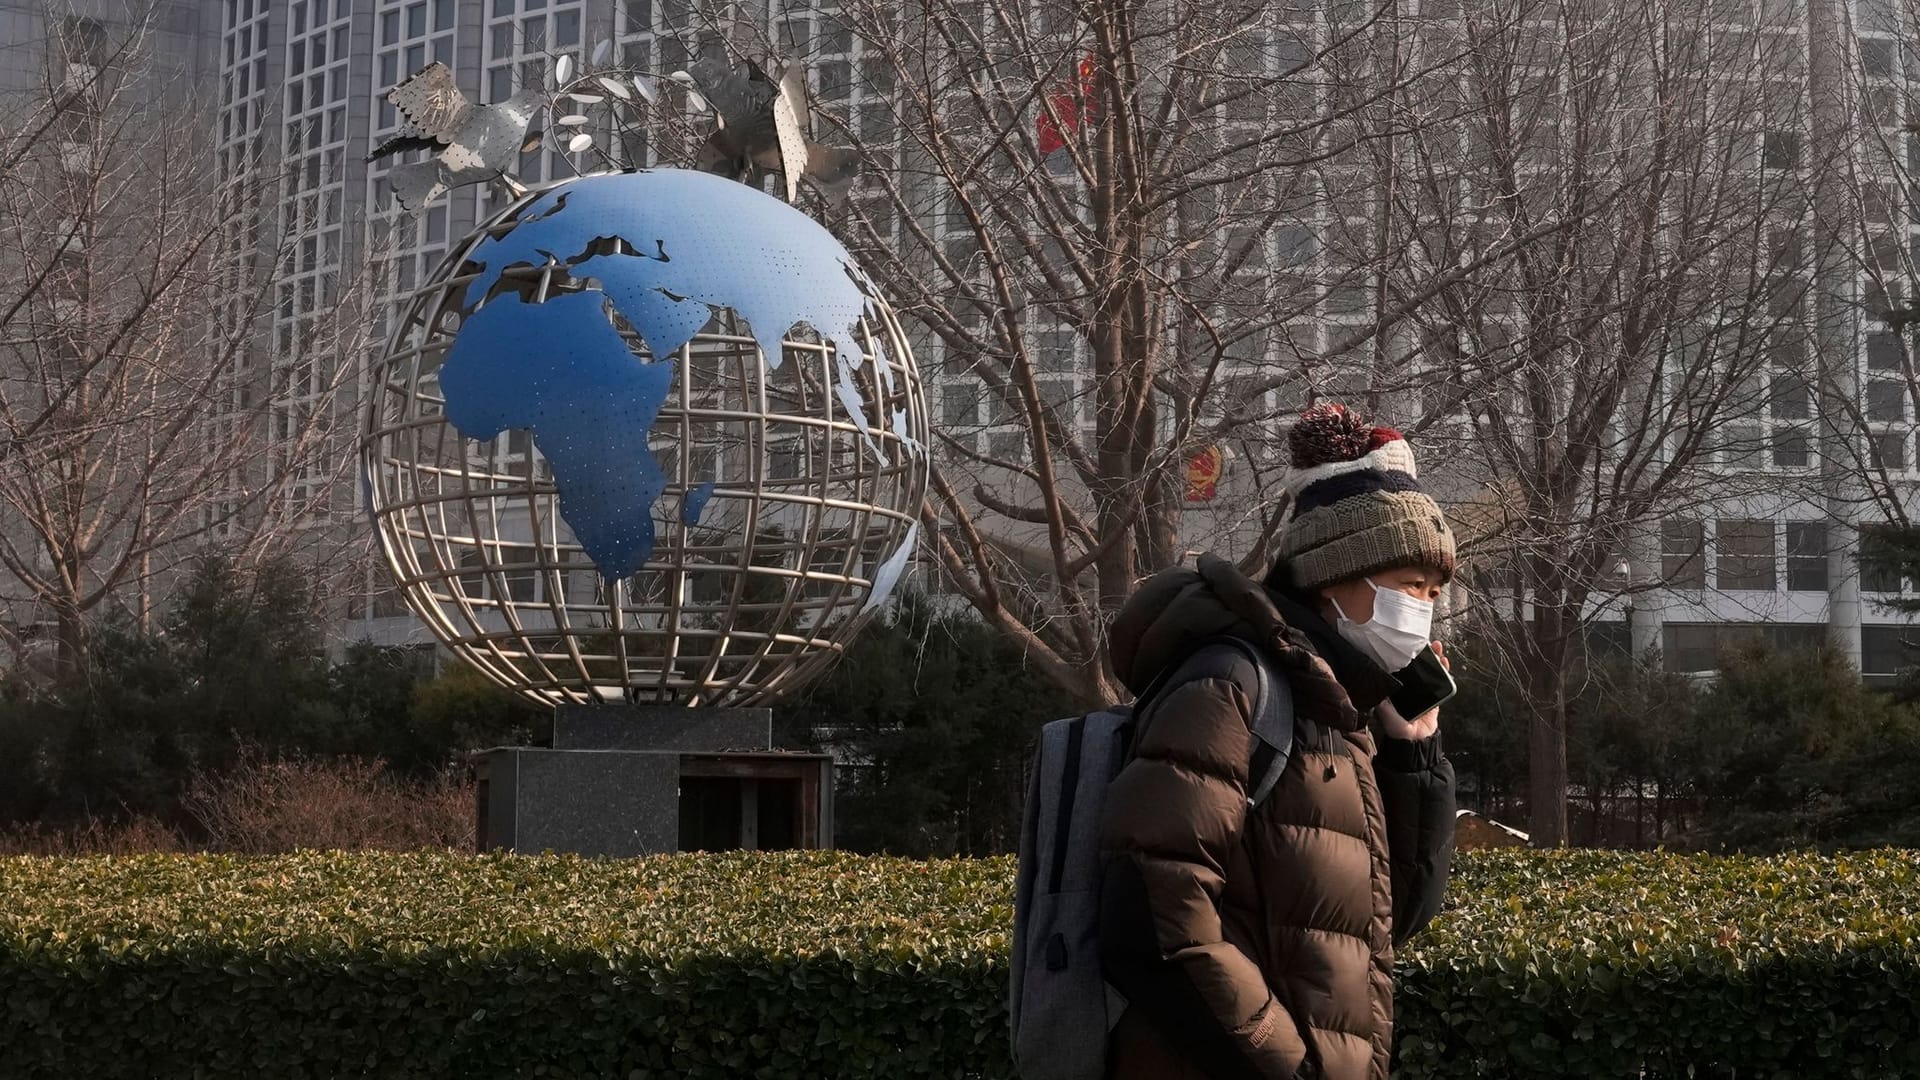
[55,601,85,677]
[1635,778,1645,848]
[1527,657,1571,847]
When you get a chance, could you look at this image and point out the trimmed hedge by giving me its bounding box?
[1,849,1916,1078]
[1397,849,1920,1078]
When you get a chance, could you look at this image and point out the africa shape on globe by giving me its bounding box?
[435,168,921,597]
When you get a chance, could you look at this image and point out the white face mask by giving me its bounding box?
[1332,578,1434,672]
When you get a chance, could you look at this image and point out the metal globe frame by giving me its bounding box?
[361,176,929,708]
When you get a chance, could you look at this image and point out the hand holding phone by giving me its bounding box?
[1379,642,1455,740]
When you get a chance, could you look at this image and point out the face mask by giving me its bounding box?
[1332,578,1434,672]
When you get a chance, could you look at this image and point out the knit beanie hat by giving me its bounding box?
[1275,403,1456,592]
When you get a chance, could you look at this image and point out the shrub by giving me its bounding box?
[403,661,543,766]
[1397,848,1920,1077]
[780,593,1083,857]
[0,850,1006,1079]
[0,558,531,837]
[1,849,1916,1078]
[181,752,473,853]
[1443,634,1920,851]
[0,754,474,856]
[0,554,339,825]
[1688,643,1920,850]
[0,815,185,856]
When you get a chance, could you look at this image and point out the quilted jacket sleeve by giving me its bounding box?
[1375,731,1457,946]
[1097,672,1308,1080]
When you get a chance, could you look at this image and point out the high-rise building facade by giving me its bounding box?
[3,0,1919,679]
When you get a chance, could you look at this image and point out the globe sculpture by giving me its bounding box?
[361,168,928,708]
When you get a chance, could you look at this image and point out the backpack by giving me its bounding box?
[1007,638,1295,1080]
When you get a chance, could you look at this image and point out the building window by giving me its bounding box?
[1867,330,1905,371]
[1865,277,1900,317]
[61,16,109,66]
[1786,522,1828,592]
[1038,379,1078,422]
[1862,625,1917,678]
[984,384,1019,425]
[1716,519,1777,591]
[1873,431,1909,471]
[1861,38,1897,78]
[688,565,729,605]
[769,442,802,480]
[502,565,538,603]
[1662,519,1706,589]
[988,431,1028,464]
[1770,373,1811,419]
[689,444,721,485]
[1772,430,1812,468]
[457,550,489,600]
[941,384,977,427]
[1762,130,1801,170]
[1867,380,1907,421]
[941,431,980,458]
[1771,624,1828,653]
[1664,622,1829,674]
[1860,526,1906,593]
[1586,620,1632,659]
[1034,326,1076,372]
[1767,226,1804,274]
[1724,424,1769,470]
[1274,225,1315,266]
[1326,281,1369,314]
[1662,624,1719,673]
[1224,226,1267,275]
[371,586,411,619]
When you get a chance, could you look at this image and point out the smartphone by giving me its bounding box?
[1388,644,1457,720]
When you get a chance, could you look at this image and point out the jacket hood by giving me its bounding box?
[1110,554,1286,698]
[1110,553,1396,726]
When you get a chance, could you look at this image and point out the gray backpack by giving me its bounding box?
[1008,638,1294,1080]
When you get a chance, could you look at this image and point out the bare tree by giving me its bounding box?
[1813,0,1920,579]
[1381,0,1821,844]
[0,9,372,672]
[781,0,1495,701]
[525,0,1828,847]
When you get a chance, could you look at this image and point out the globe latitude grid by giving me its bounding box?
[361,173,929,709]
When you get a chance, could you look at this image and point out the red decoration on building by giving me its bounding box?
[1037,55,1101,157]
[1185,445,1225,502]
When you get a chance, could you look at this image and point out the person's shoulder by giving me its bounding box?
[1154,638,1275,714]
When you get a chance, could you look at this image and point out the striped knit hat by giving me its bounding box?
[1275,403,1456,592]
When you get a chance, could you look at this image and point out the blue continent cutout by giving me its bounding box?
[682,482,716,526]
[864,522,920,613]
[439,291,673,580]
[436,169,922,596]
[459,169,897,444]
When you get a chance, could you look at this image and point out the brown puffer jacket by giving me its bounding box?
[1098,555,1456,1080]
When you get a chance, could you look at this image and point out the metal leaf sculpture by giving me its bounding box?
[368,61,544,211]
[686,57,859,201]
[371,50,863,210]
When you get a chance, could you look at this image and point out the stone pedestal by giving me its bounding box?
[473,705,832,857]
[550,704,772,752]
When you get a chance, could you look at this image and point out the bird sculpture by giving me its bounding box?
[368,62,543,212]
[684,56,859,202]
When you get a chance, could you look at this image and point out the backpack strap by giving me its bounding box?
[1136,636,1294,810]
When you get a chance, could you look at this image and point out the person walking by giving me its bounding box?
[1098,403,1458,1080]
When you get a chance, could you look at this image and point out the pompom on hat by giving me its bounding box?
[1275,403,1456,592]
